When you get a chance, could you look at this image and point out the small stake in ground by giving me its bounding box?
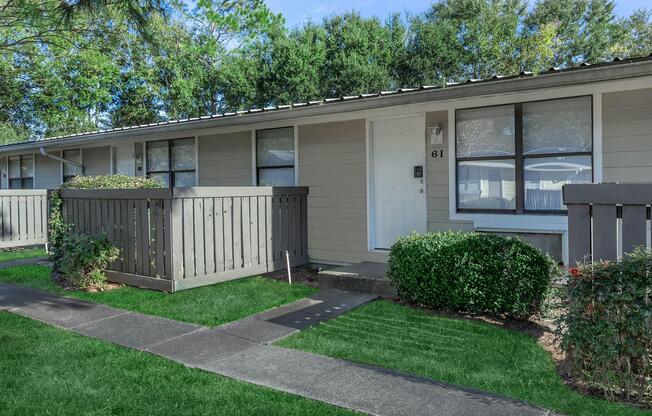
[285,250,292,285]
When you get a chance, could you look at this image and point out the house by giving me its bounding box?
[1,55,651,266]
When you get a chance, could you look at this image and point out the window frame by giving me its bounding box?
[145,138,196,188]
[8,154,35,189]
[455,95,594,215]
[255,126,296,186]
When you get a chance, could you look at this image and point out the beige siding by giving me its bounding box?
[35,152,62,189]
[198,131,252,186]
[299,120,379,263]
[425,111,473,232]
[83,146,110,176]
[603,88,652,182]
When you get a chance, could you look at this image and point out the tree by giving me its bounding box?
[612,9,652,57]
[526,0,621,67]
[0,0,166,53]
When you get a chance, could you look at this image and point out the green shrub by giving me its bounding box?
[60,174,163,189]
[57,233,120,289]
[387,232,558,319]
[48,174,162,271]
[560,248,652,406]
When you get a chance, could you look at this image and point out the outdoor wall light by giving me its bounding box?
[429,124,444,145]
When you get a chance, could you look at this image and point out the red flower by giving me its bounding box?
[568,267,582,278]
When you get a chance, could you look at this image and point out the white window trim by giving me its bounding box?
[447,90,605,265]
[252,125,299,187]
[143,137,198,187]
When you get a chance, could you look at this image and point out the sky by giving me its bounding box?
[265,0,649,28]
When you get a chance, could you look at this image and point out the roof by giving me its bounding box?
[2,54,652,153]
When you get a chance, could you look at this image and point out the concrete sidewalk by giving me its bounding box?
[0,282,557,416]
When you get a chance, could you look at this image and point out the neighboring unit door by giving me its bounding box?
[371,115,427,249]
[113,144,136,176]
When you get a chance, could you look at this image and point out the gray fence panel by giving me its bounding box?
[0,190,48,249]
[564,183,652,266]
[59,187,308,292]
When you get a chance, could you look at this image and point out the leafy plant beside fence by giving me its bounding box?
[49,175,162,289]
[560,248,652,406]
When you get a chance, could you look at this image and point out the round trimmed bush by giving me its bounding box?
[387,232,558,319]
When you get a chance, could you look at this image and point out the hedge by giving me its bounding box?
[387,232,558,319]
[560,248,652,406]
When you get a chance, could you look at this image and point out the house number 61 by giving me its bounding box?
[431,150,444,159]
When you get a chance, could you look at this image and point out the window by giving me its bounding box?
[256,127,295,186]
[62,149,82,183]
[146,138,196,187]
[8,155,34,189]
[456,96,592,213]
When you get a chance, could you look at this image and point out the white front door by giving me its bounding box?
[371,115,427,249]
[113,144,136,176]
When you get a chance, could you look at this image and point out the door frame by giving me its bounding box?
[366,113,427,251]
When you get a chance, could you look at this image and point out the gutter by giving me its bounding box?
[39,147,83,170]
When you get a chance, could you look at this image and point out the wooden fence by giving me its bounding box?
[0,190,48,249]
[60,187,309,292]
[563,183,652,266]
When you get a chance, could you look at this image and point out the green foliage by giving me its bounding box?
[388,232,558,319]
[47,190,69,271]
[0,122,28,145]
[60,174,164,189]
[1,0,651,138]
[48,175,162,275]
[560,248,652,406]
[57,233,120,289]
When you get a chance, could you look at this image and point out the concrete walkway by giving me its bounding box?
[0,283,557,416]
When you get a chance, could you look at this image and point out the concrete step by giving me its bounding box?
[318,262,396,297]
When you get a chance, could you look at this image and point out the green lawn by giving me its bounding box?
[0,265,316,327]
[0,311,355,416]
[0,247,47,263]
[278,300,650,416]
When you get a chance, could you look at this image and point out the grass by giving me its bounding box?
[0,264,316,326]
[0,311,355,416]
[278,300,650,416]
[0,247,47,263]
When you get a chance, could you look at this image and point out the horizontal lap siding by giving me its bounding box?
[198,131,252,186]
[83,146,111,176]
[35,152,62,189]
[603,88,652,182]
[299,120,371,264]
[425,111,473,232]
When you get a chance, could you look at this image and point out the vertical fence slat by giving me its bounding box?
[265,196,273,268]
[193,198,205,277]
[214,198,224,273]
[233,197,242,269]
[622,204,647,255]
[204,198,215,274]
[250,196,259,265]
[182,198,195,278]
[568,204,591,266]
[242,196,251,268]
[140,200,151,277]
[170,198,184,279]
[10,196,18,240]
[257,196,266,266]
[593,204,618,262]
[154,200,165,278]
[224,198,233,270]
